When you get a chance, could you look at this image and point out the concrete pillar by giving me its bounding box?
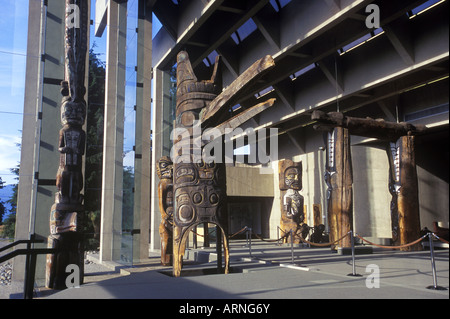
[99,1,126,262]
[149,68,164,252]
[133,0,152,261]
[13,0,45,282]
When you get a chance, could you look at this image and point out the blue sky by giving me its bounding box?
[0,0,162,185]
[0,0,29,185]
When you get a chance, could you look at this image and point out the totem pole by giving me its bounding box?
[172,51,228,277]
[171,51,276,277]
[46,0,88,289]
[278,160,305,244]
[156,156,174,266]
[312,110,426,251]
[387,139,401,244]
[324,126,353,250]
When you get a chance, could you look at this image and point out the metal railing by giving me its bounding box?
[0,234,57,299]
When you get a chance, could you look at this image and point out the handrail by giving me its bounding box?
[0,238,44,253]
[0,248,57,264]
[0,235,57,299]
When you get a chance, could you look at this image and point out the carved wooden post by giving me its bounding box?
[172,51,229,277]
[387,139,401,245]
[313,110,425,251]
[170,51,275,277]
[397,135,421,251]
[156,156,174,265]
[279,159,305,244]
[325,127,353,249]
[46,0,88,289]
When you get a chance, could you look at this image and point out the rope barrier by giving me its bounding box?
[299,232,351,247]
[254,232,290,243]
[228,227,249,239]
[431,233,450,244]
[355,233,428,249]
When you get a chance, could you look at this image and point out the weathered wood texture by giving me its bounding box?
[326,127,353,249]
[387,140,401,245]
[46,0,89,289]
[214,98,275,135]
[314,110,424,250]
[312,110,427,141]
[397,135,422,251]
[171,51,276,277]
[201,55,275,126]
[172,51,229,277]
[279,159,305,244]
[157,156,174,265]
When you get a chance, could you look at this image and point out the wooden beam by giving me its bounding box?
[312,110,427,141]
[213,98,276,134]
[201,55,276,126]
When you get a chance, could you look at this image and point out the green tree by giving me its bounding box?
[83,45,106,250]
[0,176,5,224]
[1,213,16,239]
[0,166,19,239]
[0,201,5,226]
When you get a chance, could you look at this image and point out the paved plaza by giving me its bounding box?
[20,239,448,300]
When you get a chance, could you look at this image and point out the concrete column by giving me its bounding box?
[149,68,164,252]
[133,0,152,261]
[13,0,45,282]
[99,1,127,262]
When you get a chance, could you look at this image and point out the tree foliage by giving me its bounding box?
[83,46,106,249]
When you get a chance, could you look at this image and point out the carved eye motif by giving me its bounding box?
[209,193,219,204]
[197,161,205,168]
[178,205,194,223]
[192,192,203,204]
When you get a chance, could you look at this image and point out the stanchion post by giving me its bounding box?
[277,227,280,246]
[347,231,362,277]
[248,227,252,258]
[290,229,294,264]
[426,233,447,290]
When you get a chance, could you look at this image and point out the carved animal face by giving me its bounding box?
[157,156,173,180]
[279,159,302,191]
[284,167,301,190]
[61,100,86,126]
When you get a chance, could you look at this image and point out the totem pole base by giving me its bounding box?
[45,232,84,289]
[173,224,229,278]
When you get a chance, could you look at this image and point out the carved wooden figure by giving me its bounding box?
[172,51,229,277]
[278,160,305,244]
[324,127,353,249]
[171,51,276,277]
[157,156,174,266]
[46,0,88,289]
[312,110,426,251]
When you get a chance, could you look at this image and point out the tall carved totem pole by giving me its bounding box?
[156,156,174,266]
[165,51,275,276]
[172,51,229,277]
[46,0,88,289]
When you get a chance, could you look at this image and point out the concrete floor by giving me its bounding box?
[28,239,449,300]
